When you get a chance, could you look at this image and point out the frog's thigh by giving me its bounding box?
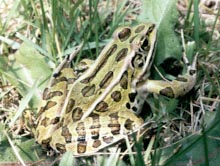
[140,75,196,98]
[138,54,197,98]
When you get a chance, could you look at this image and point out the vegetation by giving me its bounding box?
[0,0,220,165]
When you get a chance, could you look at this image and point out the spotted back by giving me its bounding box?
[35,23,157,154]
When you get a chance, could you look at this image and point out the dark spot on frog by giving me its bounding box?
[115,48,128,62]
[50,117,60,125]
[99,71,113,89]
[132,106,137,112]
[72,107,83,121]
[61,125,72,143]
[124,119,134,130]
[65,99,75,114]
[77,142,87,154]
[81,84,96,97]
[128,92,137,102]
[119,71,128,89]
[126,102,131,109]
[92,140,101,148]
[95,101,109,112]
[44,101,57,110]
[135,25,145,33]
[55,143,66,153]
[159,87,175,98]
[118,28,131,42]
[111,91,122,102]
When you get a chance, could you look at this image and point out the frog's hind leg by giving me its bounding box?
[50,111,144,155]
[136,53,197,98]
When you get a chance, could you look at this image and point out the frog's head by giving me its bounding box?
[118,23,157,81]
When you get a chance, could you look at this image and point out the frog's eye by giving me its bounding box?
[116,27,131,42]
[132,54,144,68]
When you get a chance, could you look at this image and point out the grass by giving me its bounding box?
[0,0,220,165]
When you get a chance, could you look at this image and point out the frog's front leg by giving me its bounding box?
[137,54,197,98]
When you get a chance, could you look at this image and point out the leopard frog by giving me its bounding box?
[35,23,197,155]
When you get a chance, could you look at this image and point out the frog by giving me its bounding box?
[34,23,197,155]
